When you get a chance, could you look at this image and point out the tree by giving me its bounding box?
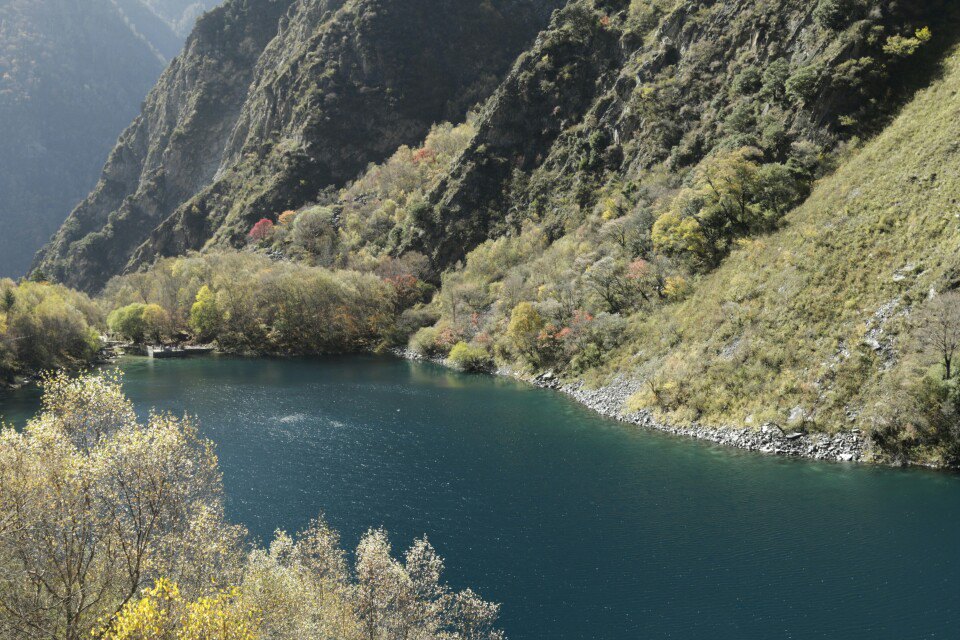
[814,0,859,30]
[652,147,804,269]
[278,210,298,226]
[101,579,259,640]
[627,256,672,301]
[248,218,275,243]
[189,285,221,341]
[292,207,339,264]
[919,290,960,380]
[507,302,545,362]
[0,373,244,640]
[883,27,932,58]
[785,64,821,104]
[0,281,101,378]
[141,303,172,344]
[584,256,638,313]
[353,529,503,640]
[1,287,14,312]
[108,303,149,342]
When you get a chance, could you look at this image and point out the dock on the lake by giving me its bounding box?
[146,345,215,359]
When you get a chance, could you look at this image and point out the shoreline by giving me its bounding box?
[395,349,870,466]
[532,374,870,465]
[0,348,898,468]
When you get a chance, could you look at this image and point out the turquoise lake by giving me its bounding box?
[1,355,958,639]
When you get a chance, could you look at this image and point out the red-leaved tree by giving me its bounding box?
[248,218,275,243]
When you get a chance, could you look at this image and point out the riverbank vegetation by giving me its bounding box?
[100,251,432,355]
[0,279,102,384]
[0,373,504,640]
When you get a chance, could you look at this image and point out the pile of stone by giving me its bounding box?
[532,372,868,463]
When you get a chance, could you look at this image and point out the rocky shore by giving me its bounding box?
[396,349,869,464]
[531,373,869,464]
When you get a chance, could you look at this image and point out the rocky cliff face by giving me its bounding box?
[37,0,565,291]
[33,0,297,289]
[0,0,173,278]
[400,0,957,270]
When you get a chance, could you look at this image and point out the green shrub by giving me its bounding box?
[446,341,493,372]
[813,0,859,30]
[785,65,821,104]
[883,28,932,59]
[107,303,149,343]
[731,67,762,95]
[409,326,444,358]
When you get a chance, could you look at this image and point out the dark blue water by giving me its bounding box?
[1,355,959,639]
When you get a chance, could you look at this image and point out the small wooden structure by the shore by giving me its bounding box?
[146,345,215,359]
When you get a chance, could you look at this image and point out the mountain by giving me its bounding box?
[137,0,222,36]
[398,0,955,269]
[0,0,182,278]
[35,0,567,291]
[32,0,960,464]
[112,0,185,60]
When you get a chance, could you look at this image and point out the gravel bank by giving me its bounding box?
[531,374,868,464]
[396,349,868,464]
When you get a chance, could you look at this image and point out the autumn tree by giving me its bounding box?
[0,373,245,640]
[101,579,259,640]
[507,301,545,363]
[189,285,221,341]
[108,302,149,342]
[354,529,503,640]
[248,218,276,243]
[141,303,172,344]
[292,206,339,265]
[584,255,641,313]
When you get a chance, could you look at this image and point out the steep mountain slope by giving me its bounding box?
[0,0,171,277]
[36,0,566,292]
[388,0,959,463]
[400,0,955,269]
[138,0,222,35]
[33,0,299,289]
[68,0,960,465]
[113,0,185,60]
[603,40,960,464]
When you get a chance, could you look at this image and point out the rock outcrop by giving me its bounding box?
[402,0,958,271]
[36,0,567,291]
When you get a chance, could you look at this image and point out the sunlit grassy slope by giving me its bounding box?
[612,47,960,434]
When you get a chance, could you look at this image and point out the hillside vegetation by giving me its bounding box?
[0,280,102,384]
[606,44,960,465]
